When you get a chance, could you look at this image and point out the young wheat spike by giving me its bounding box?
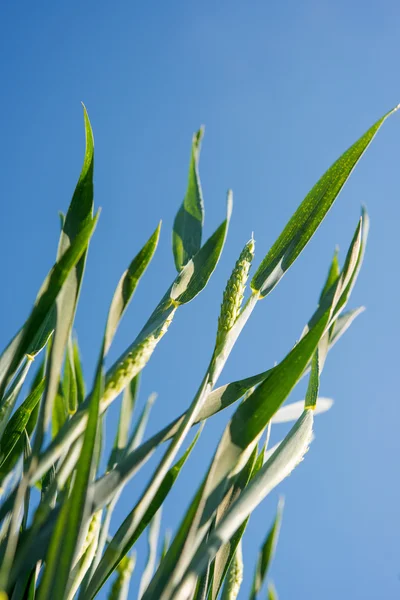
[102,307,176,407]
[67,511,102,600]
[221,540,244,600]
[74,510,102,567]
[108,553,136,600]
[216,238,255,348]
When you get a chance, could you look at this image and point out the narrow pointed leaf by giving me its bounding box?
[249,498,284,600]
[108,375,140,468]
[0,360,32,440]
[32,106,95,457]
[304,350,319,410]
[86,428,202,599]
[251,107,396,297]
[171,192,232,304]
[64,337,78,415]
[0,211,98,404]
[138,509,162,599]
[268,582,278,600]
[173,127,204,271]
[73,338,86,405]
[0,308,54,395]
[141,302,331,600]
[31,201,231,486]
[104,223,161,353]
[0,379,45,469]
[319,248,340,302]
[176,411,314,599]
[37,358,103,600]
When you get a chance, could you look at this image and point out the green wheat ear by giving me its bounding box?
[102,307,176,407]
[108,553,136,600]
[74,511,102,567]
[216,237,255,348]
[221,540,244,600]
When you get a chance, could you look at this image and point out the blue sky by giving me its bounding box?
[1,1,399,598]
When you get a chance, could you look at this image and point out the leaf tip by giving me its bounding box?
[226,190,233,221]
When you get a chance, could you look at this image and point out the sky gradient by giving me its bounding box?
[1,2,399,598]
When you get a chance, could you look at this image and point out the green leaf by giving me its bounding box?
[0,378,45,469]
[0,210,98,406]
[171,191,232,305]
[209,445,259,600]
[63,337,78,415]
[249,498,284,600]
[52,390,67,439]
[173,127,205,272]
[304,350,319,410]
[108,375,140,469]
[138,508,162,598]
[73,337,86,405]
[319,248,340,303]
[37,356,103,600]
[141,302,331,600]
[302,214,364,342]
[268,582,278,600]
[251,107,396,297]
[0,359,32,440]
[86,428,202,599]
[125,393,157,455]
[32,105,96,457]
[0,375,43,485]
[104,222,161,354]
[31,200,231,487]
[175,410,314,599]
[0,308,55,396]
[141,477,207,600]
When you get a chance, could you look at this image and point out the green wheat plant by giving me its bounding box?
[0,103,397,600]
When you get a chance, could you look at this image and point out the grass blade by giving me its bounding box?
[31,105,95,457]
[0,210,99,405]
[37,357,103,600]
[249,498,284,600]
[73,337,86,406]
[63,337,78,415]
[0,359,33,440]
[138,509,162,598]
[251,107,396,297]
[268,582,278,600]
[173,127,204,272]
[209,445,259,600]
[170,191,232,305]
[176,410,314,599]
[31,198,232,486]
[108,375,140,469]
[0,308,54,395]
[0,378,45,469]
[86,427,202,599]
[104,223,161,354]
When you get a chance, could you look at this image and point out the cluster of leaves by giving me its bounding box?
[0,104,396,600]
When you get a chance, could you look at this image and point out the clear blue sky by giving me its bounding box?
[1,2,399,598]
